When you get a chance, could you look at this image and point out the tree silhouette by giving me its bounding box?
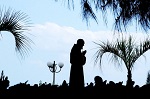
[146,70,150,85]
[55,0,150,32]
[0,70,10,90]
[94,35,150,87]
[0,7,33,58]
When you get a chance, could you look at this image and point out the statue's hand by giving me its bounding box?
[82,50,87,55]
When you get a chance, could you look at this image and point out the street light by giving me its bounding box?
[47,61,64,85]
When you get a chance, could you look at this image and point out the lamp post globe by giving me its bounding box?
[47,61,64,85]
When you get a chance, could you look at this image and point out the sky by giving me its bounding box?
[0,0,150,87]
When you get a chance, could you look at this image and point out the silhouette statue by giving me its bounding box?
[69,39,86,90]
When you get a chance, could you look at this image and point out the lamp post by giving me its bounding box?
[47,61,64,85]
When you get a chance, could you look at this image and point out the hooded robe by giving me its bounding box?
[69,44,86,89]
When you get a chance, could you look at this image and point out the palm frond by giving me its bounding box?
[0,7,33,58]
[93,35,150,71]
[133,38,150,62]
[93,40,122,70]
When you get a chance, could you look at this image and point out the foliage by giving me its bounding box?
[0,70,9,90]
[146,70,150,85]
[93,35,150,86]
[56,0,150,32]
[0,7,33,58]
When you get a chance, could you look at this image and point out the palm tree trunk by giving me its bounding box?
[126,69,133,87]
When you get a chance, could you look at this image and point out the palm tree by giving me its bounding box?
[0,7,33,58]
[94,35,150,87]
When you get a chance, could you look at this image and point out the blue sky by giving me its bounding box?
[1,0,150,87]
